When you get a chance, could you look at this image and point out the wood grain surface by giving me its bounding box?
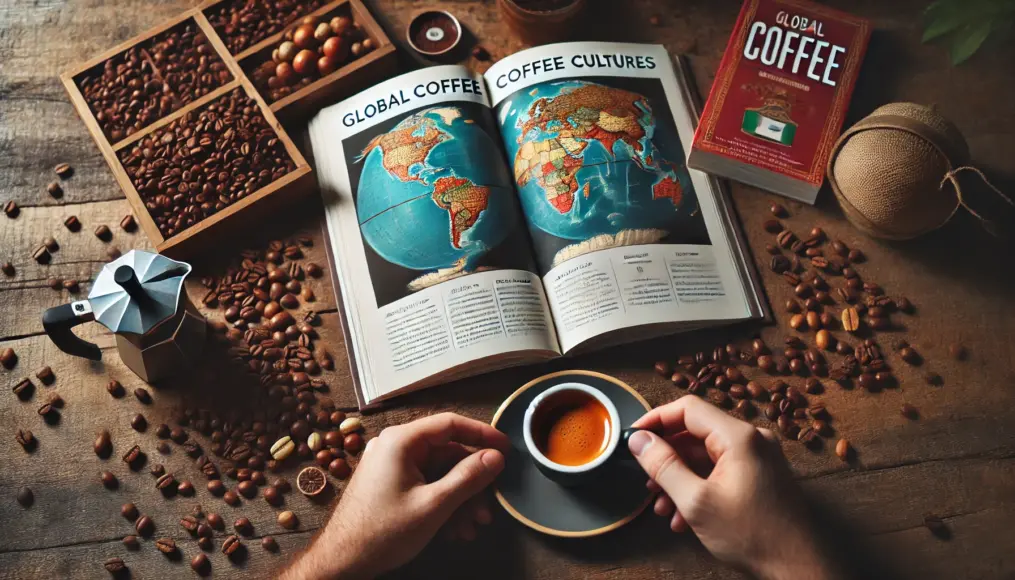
[2,0,1015,578]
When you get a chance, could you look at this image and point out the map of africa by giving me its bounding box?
[500,80,697,269]
[356,107,514,291]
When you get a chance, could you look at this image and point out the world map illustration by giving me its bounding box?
[500,80,696,268]
[356,107,515,291]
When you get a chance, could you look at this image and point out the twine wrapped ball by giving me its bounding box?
[827,103,969,240]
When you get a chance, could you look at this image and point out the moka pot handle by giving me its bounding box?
[42,300,101,361]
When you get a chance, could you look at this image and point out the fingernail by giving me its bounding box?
[628,430,653,457]
[480,449,502,469]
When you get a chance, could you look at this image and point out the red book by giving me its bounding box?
[688,0,870,204]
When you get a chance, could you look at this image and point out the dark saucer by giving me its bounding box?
[491,370,653,537]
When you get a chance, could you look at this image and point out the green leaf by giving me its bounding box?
[949,21,993,63]
[923,12,966,42]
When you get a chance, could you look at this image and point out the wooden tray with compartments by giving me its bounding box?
[60,0,396,259]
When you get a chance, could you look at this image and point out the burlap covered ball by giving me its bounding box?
[827,103,969,240]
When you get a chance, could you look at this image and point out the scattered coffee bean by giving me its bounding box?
[123,535,140,550]
[224,490,240,505]
[64,215,81,231]
[94,429,112,457]
[122,444,142,465]
[129,413,147,432]
[1,261,13,277]
[181,515,200,533]
[179,480,195,496]
[101,471,118,489]
[121,502,138,521]
[17,486,33,507]
[234,517,253,535]
[12,377,33,400]
[54,163,73,178]
[133,387,151,404]
[170,426,188,443]
[763,219,783,233]
[191,553,210,573]
[339,416,362,435]
[104,557,126,574]
[343,433,363,454]
[263,485,281,505]
[3,200,19,218]
[769,202,788,217]
[277,510,297,529]
[47,181,63,198]
[1,347,17,368]
[208,480,225,496]
[32,245,51,264]
[924,372,943,386]
[15,428,35,451]
[48,277,63,290]
[94,224,112,241]
[841,307,860,332]
[222,534,242,556]
[835,438,851,460]
[106,379,124,397]
[271,435,295,460]
[653,361,671,376]
[900,347,922,365]
[207,512,224,530]
[135,514,154,536]
[261,535,279,552]
[156,537,177,555]
[901,404,919,420]
[119,214,137,232]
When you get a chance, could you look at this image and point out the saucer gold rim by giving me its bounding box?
[492,370,653,538]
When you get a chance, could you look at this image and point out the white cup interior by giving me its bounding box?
[522,382,621,474]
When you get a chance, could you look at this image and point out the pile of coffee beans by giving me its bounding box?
[657,202,953,460]
[76,20,231,142]
[117,87,297,238]
[206,0,327,54]
[248,13,375,103]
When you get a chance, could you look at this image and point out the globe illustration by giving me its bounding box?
[500,80,696,267]
[356,107,515,290]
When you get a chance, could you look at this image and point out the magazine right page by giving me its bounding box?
[486,42,759,353]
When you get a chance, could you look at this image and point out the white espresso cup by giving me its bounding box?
[522,383,627,486]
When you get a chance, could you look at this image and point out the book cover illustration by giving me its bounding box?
[345,102,535,307]
[497,76,708,274]
[693,0,870,186]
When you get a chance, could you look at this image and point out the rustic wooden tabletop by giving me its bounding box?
[3,0,1015,578]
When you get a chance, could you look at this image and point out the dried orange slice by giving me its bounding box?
[296,466,328,497]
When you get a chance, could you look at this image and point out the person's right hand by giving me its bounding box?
[628,395,838,580]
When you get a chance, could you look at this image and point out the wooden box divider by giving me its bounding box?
[60,0,396,260]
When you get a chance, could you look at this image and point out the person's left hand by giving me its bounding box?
[282,413,510,580]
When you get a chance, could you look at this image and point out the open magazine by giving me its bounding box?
[310,42,767,408]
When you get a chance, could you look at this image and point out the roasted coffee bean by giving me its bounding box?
[32,366,54,385]
[841,307,860,332]
[13,378,33,400]
[156,537,177,555]
[224,490,240,506]
[133,387,151,404]
[237,480,257,498]
[4,200,19,218]
[122,444,142,465]
[278,510,298,529]
[261,535,279,551]
[234,516,253,535]
[798,427,820,448]
[207,512,224,530]
[129,413,147,432]
[769,202,788,217]
[757,355,775,373]
[181,515,200,533]
[653,361,671,376]
[176,479,194,496]
[32,245,51,264]
[123,535,140,550]
[17,486,33,507]
[101,471,118,488]
[924,372,944,386]
[170,427,188,443]
[156,473,177,493]
[105,379,124,397]
[899,347,922,365]
[783,272,801,286]
[93,224,112,242]
[191,553,210,573]
[222,534,243,556]
[104,557,126,574]
[15,428,35,451]
[776,230,795,249]
[94,429,112,457]
[1,261,14,277]
[207,479,226,496]
[135,514,154,536]
[789,314,806,330]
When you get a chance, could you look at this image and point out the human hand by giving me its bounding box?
[281,413,510,580]
[628,395,837,580]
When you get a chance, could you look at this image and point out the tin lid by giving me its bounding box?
[87,249,192,335]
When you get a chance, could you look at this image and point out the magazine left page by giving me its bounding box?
[309,65,561,407]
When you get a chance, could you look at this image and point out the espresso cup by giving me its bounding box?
[523,383,640,486]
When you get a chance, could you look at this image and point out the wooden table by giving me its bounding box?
[3,0,1015,578]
